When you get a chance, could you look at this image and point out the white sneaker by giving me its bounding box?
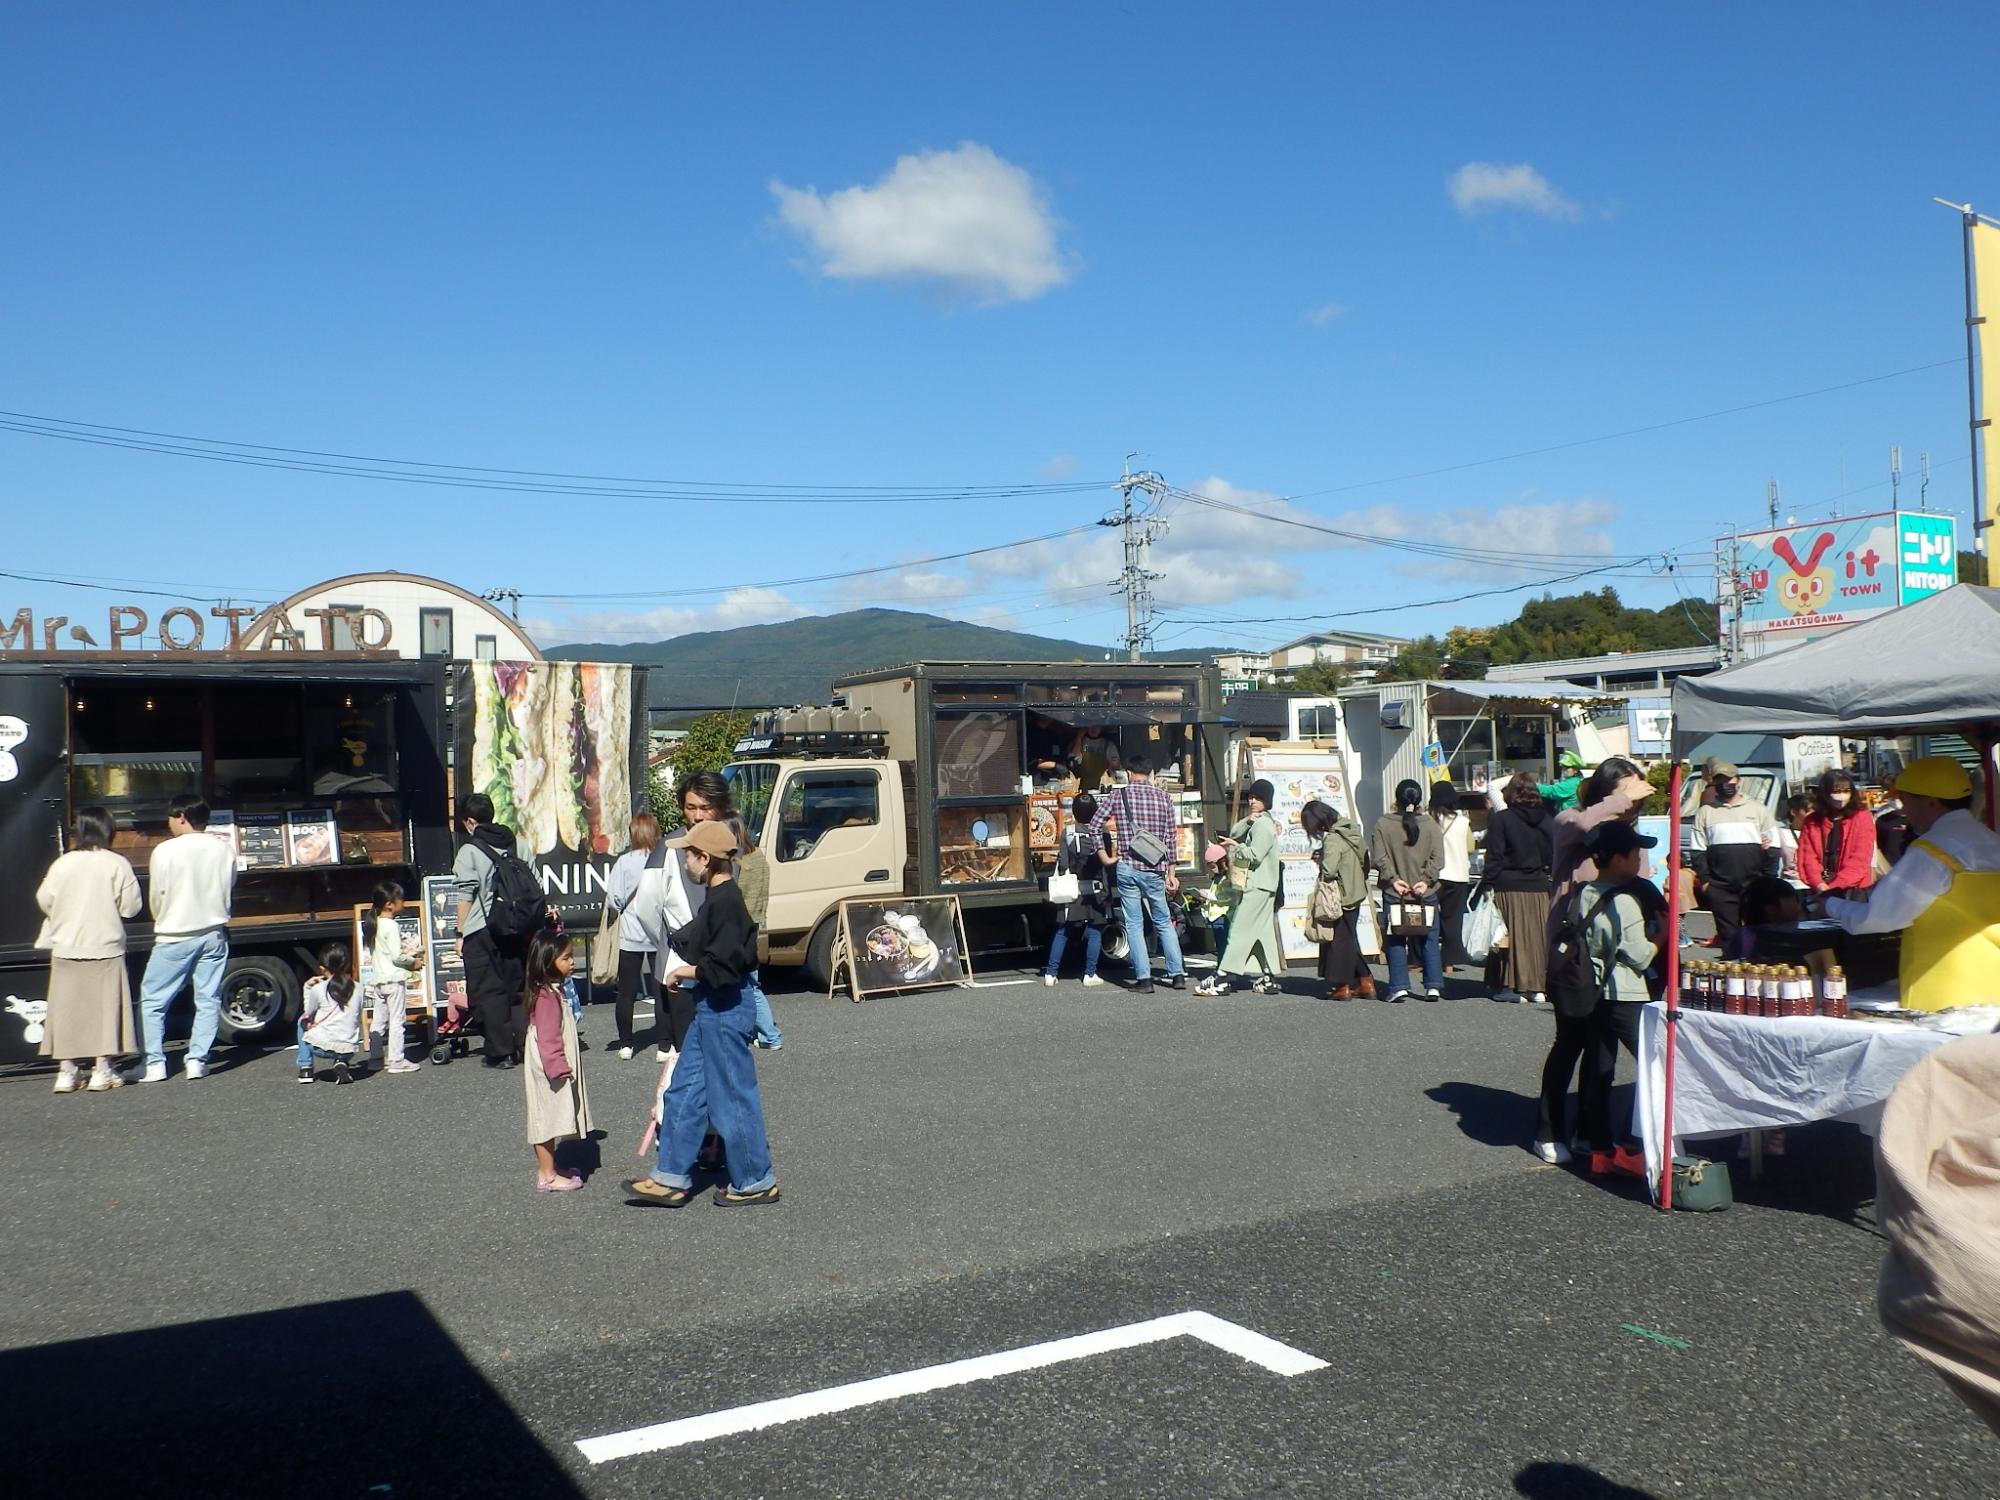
[87,1065,123,1092]
[1533,1141,1573,1165]
[126,1061,168,1085]
[1425,988,1443,1000]
[654,1048,671,1062]
[53,1062,80,1094]
[184,1058,209,1080]
[385,1059,422,1074]
[1042,974,1056,987]
[1081,974,1103,986]
[1528,991,1548,1005]
[617,1046,634,1061]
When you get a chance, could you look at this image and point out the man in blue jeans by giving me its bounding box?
[133,796,237,1082]
[1090,757,1187,994]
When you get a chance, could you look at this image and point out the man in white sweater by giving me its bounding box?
[133,796,237,1082]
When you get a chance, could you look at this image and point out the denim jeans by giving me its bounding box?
[747,969,783,1047]
[1045,922,1102,979]
[651,982,776,1194]
[139,931,228,1069]
[1381,895,1442,996]
[562,976,584,1024]
[294,1017,353,1068]
[1116,866,1184,982]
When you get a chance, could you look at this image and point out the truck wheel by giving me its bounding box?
[217,956,302,1043]
[803,916,839,995]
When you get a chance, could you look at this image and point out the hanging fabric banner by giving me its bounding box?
[1972,220,2000,535]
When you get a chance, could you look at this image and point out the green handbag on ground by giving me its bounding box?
[1670,1155,1732,1212]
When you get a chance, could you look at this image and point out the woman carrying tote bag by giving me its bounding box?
[1196,780,1286,996]
[1303,799,1372,1000]
[1370,779,1446,1002]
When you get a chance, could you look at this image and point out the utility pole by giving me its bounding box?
[1100,456,1167,661]
[1890,446,1902,508]
[1934,197,1989,565]
[1766,479,1779,528]
[483,587,522,620]
[1920,451,1932,511]
[1716,528,1759,666]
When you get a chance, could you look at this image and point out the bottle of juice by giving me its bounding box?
[1822,965,1849,1020]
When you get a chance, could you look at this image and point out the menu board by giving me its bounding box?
[286,809,340,867]
[235,814,287,869]
[421,875,468,1020]
[204,811,239,860]
[1247,745,1375,960]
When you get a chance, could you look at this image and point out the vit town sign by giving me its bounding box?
[1728,510,1958,638]
[0,603,395,654]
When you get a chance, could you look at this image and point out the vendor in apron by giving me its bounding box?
[1824,757,2000,1011]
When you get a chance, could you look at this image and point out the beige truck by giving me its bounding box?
[721,660,1230,989]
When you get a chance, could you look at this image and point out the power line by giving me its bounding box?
[0,410,1112,505]
[1155,559,1640,627]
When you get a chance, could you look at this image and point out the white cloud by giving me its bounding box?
[544,586,811,645]
[838,568,976,606]
[1447,161,1581,220]
[1038,452,1080,479]
[771,143,1072,303]
[1304,302,1347,327]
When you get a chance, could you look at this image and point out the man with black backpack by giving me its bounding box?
[453,793,552,1068]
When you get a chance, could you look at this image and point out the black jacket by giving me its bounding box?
[1481,804,1554,893]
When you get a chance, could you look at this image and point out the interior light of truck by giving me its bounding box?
[144,699,155,712]
[74,700,86,713]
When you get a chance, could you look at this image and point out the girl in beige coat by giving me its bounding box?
[522,929,593,1192]
[35,807,142,1093]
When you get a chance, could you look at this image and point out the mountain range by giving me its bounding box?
[546,608,1227,710]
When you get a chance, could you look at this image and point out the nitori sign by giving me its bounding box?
[1728,510,1957,639]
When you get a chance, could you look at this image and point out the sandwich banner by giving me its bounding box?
[453,662,646,915]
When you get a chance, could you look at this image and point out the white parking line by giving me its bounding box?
[574,1310,1326,1464]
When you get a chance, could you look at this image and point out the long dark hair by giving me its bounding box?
[1394,779,1424,846]
[1428,781,1459,821]
[364,880,406,950]
[1579,756,1642,810]
[1300,799,1336,839]
[319,941,355,1007]
[1813,768,1859,822]
[523,928,573,1003]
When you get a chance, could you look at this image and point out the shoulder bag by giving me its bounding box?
[1116,789,1171,867]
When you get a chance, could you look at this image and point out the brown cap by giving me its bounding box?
[1708,761,1739,778]
[665,822,738,858]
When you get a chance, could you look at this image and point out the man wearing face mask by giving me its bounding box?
[1825,757,2000,1012]
[1691,761,1776,955]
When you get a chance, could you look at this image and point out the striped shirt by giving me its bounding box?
[1090,781,1179,873]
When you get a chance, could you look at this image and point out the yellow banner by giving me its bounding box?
[1974,221,2000,534]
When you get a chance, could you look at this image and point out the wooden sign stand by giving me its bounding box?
[828,894,975,1003]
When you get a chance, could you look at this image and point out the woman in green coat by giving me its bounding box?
[1195,779,1286,996]
[1303,799,1373,1000]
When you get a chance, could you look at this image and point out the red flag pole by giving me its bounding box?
[1660,762,1684,1211]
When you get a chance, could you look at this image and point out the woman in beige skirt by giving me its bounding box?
[1480,775,1554,1004]
[35,806,143,1092]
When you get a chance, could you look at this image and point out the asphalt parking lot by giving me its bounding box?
[1,958,1990,1499]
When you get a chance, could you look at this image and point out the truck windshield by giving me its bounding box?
[723,761,779,846]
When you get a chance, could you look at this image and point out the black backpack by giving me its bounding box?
[472,831,548,942]
[1546,885,1617,1020]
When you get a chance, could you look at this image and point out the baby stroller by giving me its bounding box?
[426,982,478,1065]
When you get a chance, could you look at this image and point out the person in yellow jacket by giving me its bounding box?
[1825,757,2000,1011]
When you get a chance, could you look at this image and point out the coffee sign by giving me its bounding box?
[0,604,394,654]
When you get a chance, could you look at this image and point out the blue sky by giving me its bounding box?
[4,3,1993,655]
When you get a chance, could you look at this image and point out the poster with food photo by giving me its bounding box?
[421,877,467,1020]
[235,814,287,869]
[842,897,968,996]
[458,662,637,860]
[285,809,339,867]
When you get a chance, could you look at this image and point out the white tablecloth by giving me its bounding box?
[1633,1002,1990,1189]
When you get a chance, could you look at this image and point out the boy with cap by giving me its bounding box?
[626,821,779,1206]
[1826,757,2000,1012]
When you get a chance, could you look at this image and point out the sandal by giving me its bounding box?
[713,1184,782,1207]
[625,1177,695,1206]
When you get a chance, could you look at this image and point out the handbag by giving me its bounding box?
[1047,871,1081,905]
[1305,870,1345,942]
[1115,789,1171,867]
[1460,887,1508,963]
[1387,899,1436,937]
[589,899,620,987]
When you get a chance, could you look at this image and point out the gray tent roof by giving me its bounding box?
[1672,585,2000,744]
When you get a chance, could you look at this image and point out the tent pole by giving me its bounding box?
[1661,762,1684,1212]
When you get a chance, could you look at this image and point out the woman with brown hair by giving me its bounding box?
[1797,767,1878,898]
[1480,774,1554,1004]
[604,812,666,1060]
[34,806,142,1092]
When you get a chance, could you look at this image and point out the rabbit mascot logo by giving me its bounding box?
[1769,531,1836,619]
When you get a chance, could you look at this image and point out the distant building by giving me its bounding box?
[1266,628,1407,685]
[1211,651,1273,680]
[241,572,542,662]
[1483,645,1721,693]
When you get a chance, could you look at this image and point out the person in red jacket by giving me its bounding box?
[1797,768,1877,898]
